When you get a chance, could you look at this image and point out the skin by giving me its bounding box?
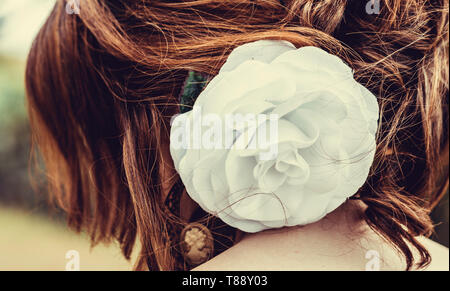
[160,145,449,271]
[193,202,449,271]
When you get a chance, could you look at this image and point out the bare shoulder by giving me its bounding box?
[192,239,265,271]
[416,237,449,271]
[193,234,449,271]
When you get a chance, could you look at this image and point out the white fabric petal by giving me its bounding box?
[220,40,296,73]
[272,46,353,78]
[169,40,379,233]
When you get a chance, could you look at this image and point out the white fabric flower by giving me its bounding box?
[170,40,379,233]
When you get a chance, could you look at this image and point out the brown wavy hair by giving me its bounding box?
[25,0,448,270]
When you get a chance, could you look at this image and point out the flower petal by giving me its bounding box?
[220,40,296,73]
[272,46,353,78]
[169,40,379,233]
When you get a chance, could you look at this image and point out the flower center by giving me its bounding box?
[253,149,310,192]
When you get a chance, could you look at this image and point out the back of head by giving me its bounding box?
[25,0,448,270]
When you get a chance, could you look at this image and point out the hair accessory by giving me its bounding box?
[169,40,379,233]
[179,71,211,113]
[164,179,235,269]
[180,223,214,266]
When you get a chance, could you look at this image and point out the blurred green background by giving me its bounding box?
[0,0,133,271]
[0,0,447,271]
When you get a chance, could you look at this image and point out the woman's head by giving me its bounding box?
[26,0,448,270]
